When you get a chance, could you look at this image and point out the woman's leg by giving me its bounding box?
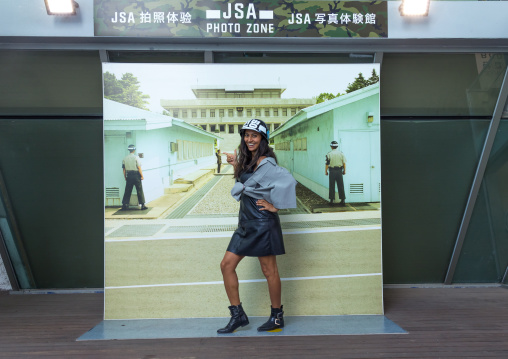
[258,255,281,308]
[220,251,245,306]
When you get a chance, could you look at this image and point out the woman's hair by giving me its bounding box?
[234,132,277,178]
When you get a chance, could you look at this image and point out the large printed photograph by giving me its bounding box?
[103,63,382,319]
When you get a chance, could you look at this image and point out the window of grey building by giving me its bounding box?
[265,109,270,116]
[274,123,281,130]
[210,125,216,132]
[210,110,215,117]
[228,109,233,117]
[238,124,242,133]
[219,124,226,132]
[256,109,261,116]
[182,110,187,118]
[200,125,206,131]
[201,109,206,117]
[274,109,279,116]
[282,108,287,116]
[229,125,234,133]
[213,52,374,64]
[192,110,197,118]
[219,109,224,117]
[291,108,296,115]
[173,109,179,117]
[247,109,252,116]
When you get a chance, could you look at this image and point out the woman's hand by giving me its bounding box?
[257,199,279,213]
[223,149,238,167]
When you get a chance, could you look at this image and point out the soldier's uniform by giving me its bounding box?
[326,147,346,203]
[122,151,146,207]
[216,150,222,173]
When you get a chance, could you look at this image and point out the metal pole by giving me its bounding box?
[204,51,213,63]
[0,169,36,288]
[0,229,19,290]
[99,49,109,63]
[444,63,508,284]
[502,264,508,284]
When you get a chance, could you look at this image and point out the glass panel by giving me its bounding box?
[0,119,104,288]
[0,50,102,116]
[108,51,204,63]
[453,119,508,283]
[381,53,507,117]
[467,54,508,116]
[0,193,31,288]
[381,119,489,283]
[214,52,374,64]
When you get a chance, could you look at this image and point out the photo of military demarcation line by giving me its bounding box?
[103,64,382,320]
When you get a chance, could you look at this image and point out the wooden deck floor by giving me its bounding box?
[1,287,507,358]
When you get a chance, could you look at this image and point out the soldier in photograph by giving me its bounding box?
[121,144,147,211]
[216,148,222,174]
[325,140,347,206]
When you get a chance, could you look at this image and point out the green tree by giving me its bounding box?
[104,72,150,110]
[345,72,370,93]
[315,92,345,104]
[316,92,336,104]
[315,69,377,103]
[367,69,380,85]
[103,72,122,99]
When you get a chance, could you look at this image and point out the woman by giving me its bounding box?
[217,119,297,334]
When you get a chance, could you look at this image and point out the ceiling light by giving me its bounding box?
[44,0,79,15]
[399,0,430,17]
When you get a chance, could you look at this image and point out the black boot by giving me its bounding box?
[257,305,284,332]
[217,303,249,334]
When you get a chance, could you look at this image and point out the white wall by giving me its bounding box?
[388,1,508,39]
[0,0,94,37]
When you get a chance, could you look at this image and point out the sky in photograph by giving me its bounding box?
[103,63,379,113]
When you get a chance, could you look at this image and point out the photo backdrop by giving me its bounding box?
[103,63,382,319]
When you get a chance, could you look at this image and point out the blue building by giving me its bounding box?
[104,99,220,206]
[272,83,380,203]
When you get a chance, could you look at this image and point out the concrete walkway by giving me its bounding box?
[105,211,381,240]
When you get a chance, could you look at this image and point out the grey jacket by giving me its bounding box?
[231,157,297,209]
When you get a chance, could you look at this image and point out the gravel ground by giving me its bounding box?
[188,175,240,215]
[295,182,328,209]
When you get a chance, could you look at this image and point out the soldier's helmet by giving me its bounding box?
[330,141,339,147]
[240,119,269,141]
[127,144,136,152]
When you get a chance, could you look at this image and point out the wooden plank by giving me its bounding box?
[0,288,507,358]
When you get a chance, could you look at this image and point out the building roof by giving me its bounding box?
[191,85,286,92]
[103,99,220,139]
[271,83,380,137]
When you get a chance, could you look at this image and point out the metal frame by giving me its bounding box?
[444,63,508,284]
[0,169,36,289]
[0,227,18,290]
[2,37,508,53]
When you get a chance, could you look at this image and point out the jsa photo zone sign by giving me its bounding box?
[94,0,388,38]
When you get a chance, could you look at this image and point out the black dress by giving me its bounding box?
[226,170,285,257]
